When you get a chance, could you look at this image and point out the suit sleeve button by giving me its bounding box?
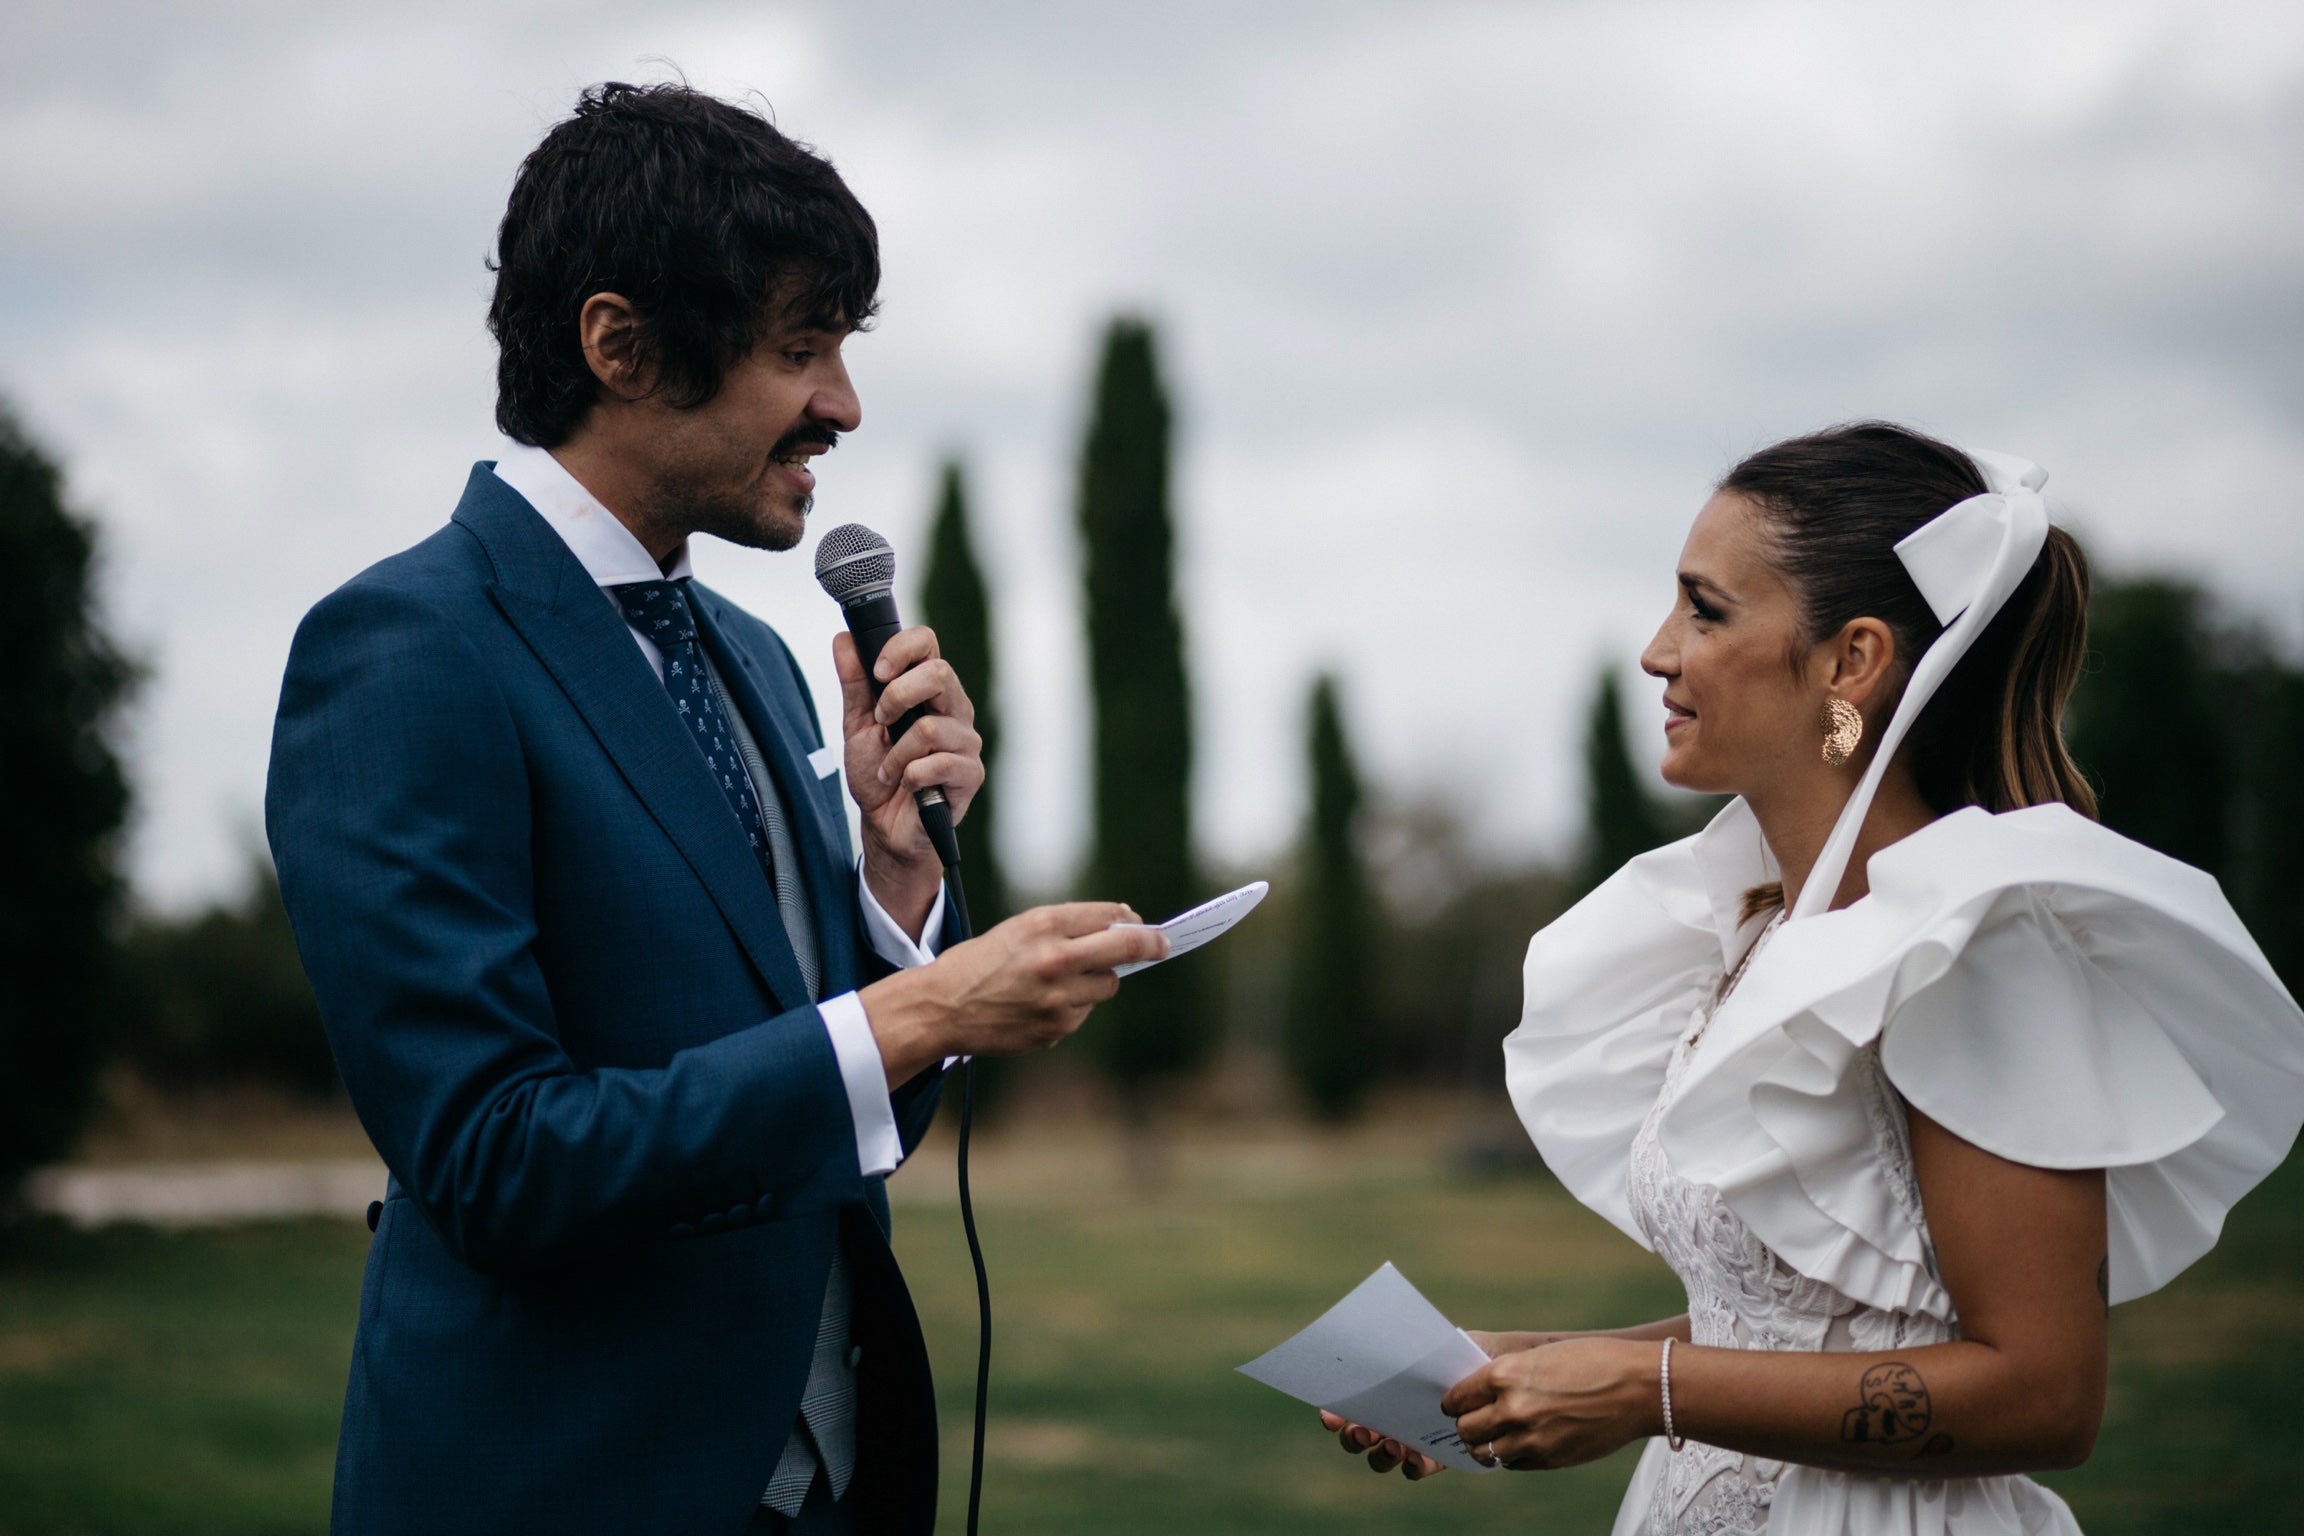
[698,1212,726,1234]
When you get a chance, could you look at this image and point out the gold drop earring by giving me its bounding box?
[1821,697,1863,767]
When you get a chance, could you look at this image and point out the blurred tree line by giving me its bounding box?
[9,365,2304,1213]
[2066,580,2304,986]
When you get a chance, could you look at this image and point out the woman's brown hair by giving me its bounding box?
[1720,423,2097,923]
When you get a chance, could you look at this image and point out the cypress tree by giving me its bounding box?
[916,459,1022,1117]
[1076,318,1206,1112]
[917,459,1012,930]
[1284,674,1379,1121]
[0,406,136,1214]
[1578,664,1671,894]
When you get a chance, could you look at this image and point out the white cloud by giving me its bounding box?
[3,0,2299,907]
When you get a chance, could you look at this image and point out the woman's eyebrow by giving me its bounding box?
[1679,572,1733,603]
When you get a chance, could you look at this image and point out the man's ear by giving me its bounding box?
[1823,616,1900,709]
[577,292,652,400]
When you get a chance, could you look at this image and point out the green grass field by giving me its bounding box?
[2,1121,2299,1534]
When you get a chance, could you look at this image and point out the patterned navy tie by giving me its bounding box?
[609,579,773,863]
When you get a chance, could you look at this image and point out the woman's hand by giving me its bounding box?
[1443,1337,1661,1471]
[1316,1411,1446,1480]
[1312,1328,1531,1481]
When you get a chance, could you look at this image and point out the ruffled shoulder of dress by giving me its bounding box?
[1507,798,2304,1315]
[1502,800,1778,1250]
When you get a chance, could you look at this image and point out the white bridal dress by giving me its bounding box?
[1504,797,2304,1536]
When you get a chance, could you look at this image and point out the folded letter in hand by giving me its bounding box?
[1237,1262,1495,1473]
[1110,881,1267,977]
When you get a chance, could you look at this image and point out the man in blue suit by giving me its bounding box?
[266,82,1162,1535]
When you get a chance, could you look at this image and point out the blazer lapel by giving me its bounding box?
[690,586,864,995]
[451,467,816,1013]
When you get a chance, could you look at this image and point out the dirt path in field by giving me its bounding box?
[26,1158,389,1228]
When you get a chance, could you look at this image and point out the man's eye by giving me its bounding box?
[785,350,814,366]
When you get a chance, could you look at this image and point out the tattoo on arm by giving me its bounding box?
[1840,1362,1934,1448]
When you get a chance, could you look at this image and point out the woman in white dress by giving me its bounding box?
[1319,423,2304,1533]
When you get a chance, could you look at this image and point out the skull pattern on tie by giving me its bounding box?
[610,579,773,869]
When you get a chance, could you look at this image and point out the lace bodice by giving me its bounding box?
[1624,1003,1954,1535]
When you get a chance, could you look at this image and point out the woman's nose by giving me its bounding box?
[1639,622,1675,679]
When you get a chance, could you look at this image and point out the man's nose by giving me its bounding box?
[808,356,862,434]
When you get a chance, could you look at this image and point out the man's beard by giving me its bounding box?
[651,425,834,553]
[683,476,810,553]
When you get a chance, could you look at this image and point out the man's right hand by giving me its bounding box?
[858,902,1168,1086]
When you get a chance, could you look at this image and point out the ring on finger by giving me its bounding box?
[1482,1441,1499,1467]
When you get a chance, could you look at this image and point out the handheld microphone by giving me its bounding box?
[813,523,964,875]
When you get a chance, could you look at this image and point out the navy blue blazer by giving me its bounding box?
[266,465,949,1535]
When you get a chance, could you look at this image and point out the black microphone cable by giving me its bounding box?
[938,867,992,1536]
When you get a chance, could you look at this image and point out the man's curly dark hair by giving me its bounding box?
[488,81,880,447]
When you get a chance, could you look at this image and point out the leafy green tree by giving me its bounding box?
[917,459,1012,931]
[1578,664,1671,894]
[2228,656,2304,991]
[2068,576,2304,993]
[121,854,336,1097]
[1284,674,1379,1120]
[2065,580,2231,876]
[0,407,137,1212]
[1076,318,1205,1114]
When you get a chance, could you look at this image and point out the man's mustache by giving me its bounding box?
[772,424,841,460]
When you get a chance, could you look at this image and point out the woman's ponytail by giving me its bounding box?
[1990,527,2096,816]
[1906,525,2097,819]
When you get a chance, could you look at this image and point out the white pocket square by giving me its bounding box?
[807,745,842,780]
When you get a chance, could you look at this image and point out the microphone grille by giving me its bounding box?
[813,523,896,604]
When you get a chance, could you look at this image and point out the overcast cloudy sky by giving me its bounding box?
[5,0,2300,910]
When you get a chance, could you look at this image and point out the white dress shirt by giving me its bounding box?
[492,442,941,1178]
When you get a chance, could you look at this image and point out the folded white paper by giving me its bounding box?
[1237,1262,1495,1474]
[1111,881,1268,977]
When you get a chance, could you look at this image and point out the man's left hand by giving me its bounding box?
[834,626,983,933]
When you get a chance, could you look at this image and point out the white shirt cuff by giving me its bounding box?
[818,991,904,1179]
[821,858,949,1178]
[856,855,946,967]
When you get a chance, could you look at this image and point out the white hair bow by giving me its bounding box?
[1789,450,2052,921]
